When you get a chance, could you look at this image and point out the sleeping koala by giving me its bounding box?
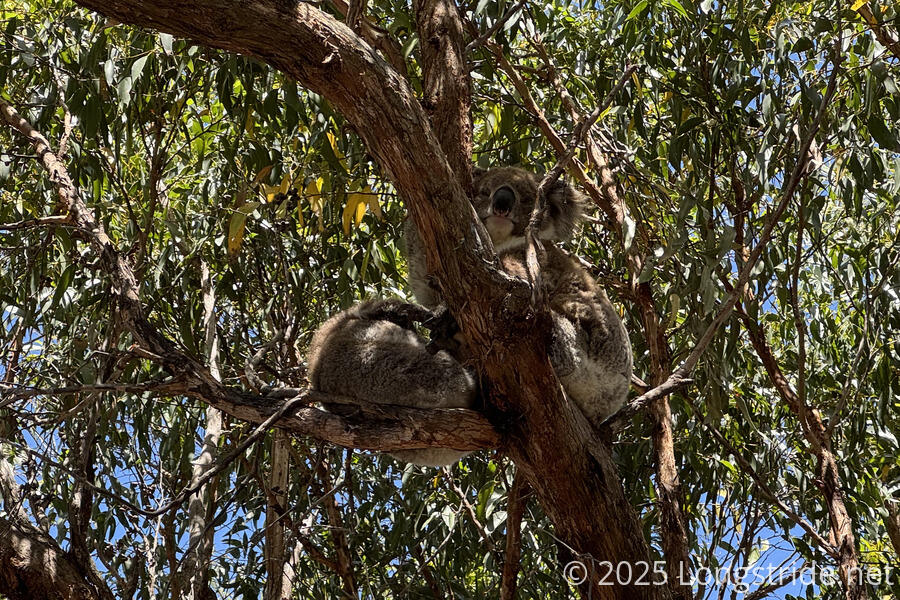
[306,299,477,467]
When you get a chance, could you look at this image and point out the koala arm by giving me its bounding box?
[355,298,436,331]
[403,217,443,309]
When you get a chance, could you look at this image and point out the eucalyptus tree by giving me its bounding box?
[1,0,898,599]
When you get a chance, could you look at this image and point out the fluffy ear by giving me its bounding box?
[544,178,586,239]
[547,178,586,209]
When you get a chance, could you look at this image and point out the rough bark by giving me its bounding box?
[0,517,111,600]
[0,99,497,456]
[640,294,691,600]
[58,3,669,597]
[885,501,900,560]
[413,0,473,189]
[535,46,692,596]
[499,473,528,600]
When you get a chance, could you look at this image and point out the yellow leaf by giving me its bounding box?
[227,201,260,257]
[327,132,350,170]
[361,186,382,220]
[354,196,366,227]
[245,112,255,134]
[851,0,867,10]
[342,193,361,235]
[253,165,273,184]
[261,184,281,203]
[304,177,325,232]
[279,171,293,195]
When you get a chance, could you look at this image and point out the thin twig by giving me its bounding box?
[524,64,637,304]
[682,396,839,559]
[465,0,527,54]
[0,215,72,231]
[0,380,184,406]
[446,475,496,551]
[616,51,842,422]
[245,325,291,393]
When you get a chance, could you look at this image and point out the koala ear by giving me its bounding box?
[544,178,586,238]
[547,179,586,209]
[472,165,487,180]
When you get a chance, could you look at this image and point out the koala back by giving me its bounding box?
[307,300,477,467]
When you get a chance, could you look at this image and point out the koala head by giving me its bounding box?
[471,166,584,250]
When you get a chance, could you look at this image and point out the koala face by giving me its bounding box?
[471,167,584,250]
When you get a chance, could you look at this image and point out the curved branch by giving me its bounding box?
[197,390,501,453]
[31,6,673,596]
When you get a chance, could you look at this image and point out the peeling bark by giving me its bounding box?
[178,261,223,600]
[264,430,291,600]
[413,0,473,189]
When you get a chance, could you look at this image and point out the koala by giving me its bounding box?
[406,166,632,427]
[306,299,477,467]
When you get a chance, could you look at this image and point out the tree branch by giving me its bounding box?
[0,98,499,454]
[465,0,526,54]
[856,3,900,61]
[683,397,838,558]
[499,472,528,600]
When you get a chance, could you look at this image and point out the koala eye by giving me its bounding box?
[491,186,516,216]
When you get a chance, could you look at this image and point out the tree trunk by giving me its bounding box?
[0,517,111,600]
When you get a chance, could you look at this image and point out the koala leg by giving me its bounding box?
[548,293,632,427]
[307,301,477,466]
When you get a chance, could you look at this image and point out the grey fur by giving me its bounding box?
[307,299,477,467]
[406,166,632,427]
[403,218,441,309]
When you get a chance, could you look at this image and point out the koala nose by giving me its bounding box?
[491,186,516,216]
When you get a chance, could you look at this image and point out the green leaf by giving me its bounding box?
[159,33,173,54]
[663,0,690,19]
[867,115,898,151]
[130,54,148,82]
[626,0,648,21]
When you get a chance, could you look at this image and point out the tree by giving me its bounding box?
[1,0,899,599]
